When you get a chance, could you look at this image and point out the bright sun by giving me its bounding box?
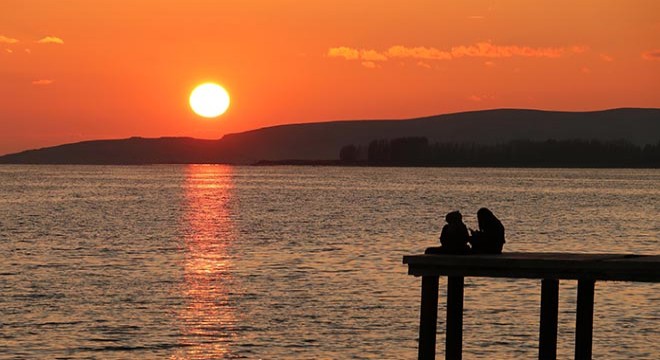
[189,83,230,118]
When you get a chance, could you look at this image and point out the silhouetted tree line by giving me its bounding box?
[339,137,660,167]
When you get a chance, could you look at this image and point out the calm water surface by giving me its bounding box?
[0,165,658,359]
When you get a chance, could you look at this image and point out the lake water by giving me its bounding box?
[0,165,658,359]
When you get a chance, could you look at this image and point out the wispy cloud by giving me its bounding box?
[387,45,452,60]
[360,50,387,62]
[416,61,432,69]
[0,35,19,44]
[570,46,589,54]
[361,61,378,69]
[37,36,64,44]
[468,94,495,102]
[32,79,54,85]
[599,54,614,62]
[327,46,359,60]
[642,49,660,60]
[328,42,587,67]
[450,42,575,58]
[327,46,386,62]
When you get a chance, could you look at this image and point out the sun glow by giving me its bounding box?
[189,83,230,118]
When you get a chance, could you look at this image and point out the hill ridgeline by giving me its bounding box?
[1,108,659,165]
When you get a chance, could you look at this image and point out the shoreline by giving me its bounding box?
[251,160,660,169]
[1,161,659,169]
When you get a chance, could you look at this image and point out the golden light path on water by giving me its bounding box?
[172,165,236,359]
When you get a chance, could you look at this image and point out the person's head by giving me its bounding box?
[445,210,462,224]
[477,207,496,228]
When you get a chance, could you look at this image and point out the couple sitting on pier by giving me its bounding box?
[425,208,505,255]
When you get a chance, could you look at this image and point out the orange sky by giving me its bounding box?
[1,0,659,155]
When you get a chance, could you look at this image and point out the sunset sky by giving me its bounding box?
[1,0,659,155]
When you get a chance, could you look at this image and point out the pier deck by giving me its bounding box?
[402,252,660,360]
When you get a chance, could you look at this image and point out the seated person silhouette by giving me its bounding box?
[469,207,505,254]
[425,211,470,255]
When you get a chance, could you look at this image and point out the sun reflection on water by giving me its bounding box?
[172,165,236,359]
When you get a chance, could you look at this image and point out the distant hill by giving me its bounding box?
[1,108,659,164]
[0,137,235,165]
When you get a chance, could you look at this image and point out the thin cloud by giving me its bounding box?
[361,61,377,69]
[0,35,19,44]
[360,50,387,62]
[387,45,452,60]
[570,46,589,54]
[327,46,359,60]
[599,54,614,62]
[32,79,54,85]
[327,47,386,62]
[328,42,587,65]
[468,94,495,102]
[37,36,64,44]
[416,61,432,69]
[642,49,660,60]
[450,42,570,58]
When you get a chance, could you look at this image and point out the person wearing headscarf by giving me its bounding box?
[469,207,505,254]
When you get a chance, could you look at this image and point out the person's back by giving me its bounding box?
[469,208,505,254]
[440,221,470,253]
[426,211,470,255]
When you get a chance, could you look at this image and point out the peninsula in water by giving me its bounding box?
[1,108,659,166]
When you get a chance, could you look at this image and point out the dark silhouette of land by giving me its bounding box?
[1,108,659,165]
[339,137,660,167]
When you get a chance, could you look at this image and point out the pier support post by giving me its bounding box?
[538,279,559,360]
[419,276,439,360]
[575,279,595,360]
[446,276,464,360]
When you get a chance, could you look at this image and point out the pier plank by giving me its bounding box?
[403,253,660,282]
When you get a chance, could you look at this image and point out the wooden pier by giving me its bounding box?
[402,252,660,360]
